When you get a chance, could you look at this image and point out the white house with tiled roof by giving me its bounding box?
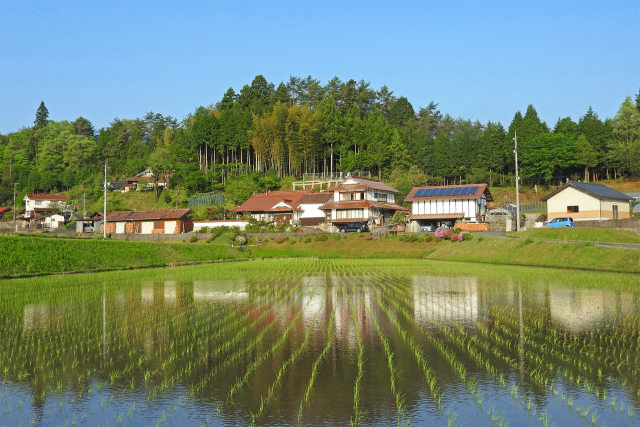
[404,184,493,230]
[319,175,405,227]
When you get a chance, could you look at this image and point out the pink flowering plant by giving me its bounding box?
[434,228,452,238]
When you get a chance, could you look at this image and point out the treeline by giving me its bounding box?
[1,75,639,206]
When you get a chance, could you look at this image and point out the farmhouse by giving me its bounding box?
[100,209,193,234]
[126,168,168,191]
[404,184,492,231]
[233,190,312,223]
[293,192,333,226]
[540,181,632,221]
[319,176,405,227]
[23,194,68,218]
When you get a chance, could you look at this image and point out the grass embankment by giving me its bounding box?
[507,227,640,244]
[2,231,638,278]
[252,234,640,273]
[0,234,246,278]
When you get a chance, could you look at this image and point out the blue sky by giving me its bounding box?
[1,0,638,133]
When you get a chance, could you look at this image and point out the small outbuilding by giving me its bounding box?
[100,209,193,234]
[293,192,333,226]
[540,181,632,221]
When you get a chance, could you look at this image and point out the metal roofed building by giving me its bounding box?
[404,184,493,231]
[540,181,632,221]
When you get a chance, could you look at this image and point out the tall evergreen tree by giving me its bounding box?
[34,101,49,128]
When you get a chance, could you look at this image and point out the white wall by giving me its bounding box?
[411,198,478,219]
[193,220,248,231]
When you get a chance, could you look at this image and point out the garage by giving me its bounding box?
[164,220,177,234]
[141,221,154,234]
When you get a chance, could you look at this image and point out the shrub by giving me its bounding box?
[443,233,451,240]
[189,235,199,243]
[453,227,462,234]
[462,232,473,241]
[275,236,285,244]
[424,235,434,242]
[434,228,453,238]
[450,233,458,242]
[303,237,312,243]
[435,237,443,242]
[314,234,329,242]
[366,234,373,240]
[198,226,209,234]
[400,233,419,242]
[536,214,547,222]
[478,236,484,242]
[234,235,247,245]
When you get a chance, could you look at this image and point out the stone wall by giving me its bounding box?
[574,218,639,230]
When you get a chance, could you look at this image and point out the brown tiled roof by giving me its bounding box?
[328,177,399,193]
[404,184,492,202]
[0,207,11,214]
[105,209,191,221]
[297,192,333,205]
[234,190,311,213]
[408,213,465,220]
[320,200,406,211]
[25,194,68,201]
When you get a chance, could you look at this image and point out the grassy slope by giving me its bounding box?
[253,234,640,273]
[0,234,245,277]
[507,227,640,244]
[1,232,638,278]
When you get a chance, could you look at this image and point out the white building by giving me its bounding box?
[404,184,492,230]
[540,181,632,221]
[23,194,68,218]
[293,192,333,226]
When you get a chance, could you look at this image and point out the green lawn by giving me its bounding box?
[507,227,640,244]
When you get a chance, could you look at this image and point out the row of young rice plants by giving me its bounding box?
[248,281,329,425]
[475,306,609,424]
[342,275,366,426]
[371,273,517,427]
[189,264,313,398]
[375,273,530,423]
[340,271,413,427]
[485,305,637,420]
[221,272,323,416]
[296,306,335,426]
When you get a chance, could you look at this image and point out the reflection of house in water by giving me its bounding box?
[302,276,326,324]
[23,304,50,331]
[413,276,478,324]
[549,289,635,333]
[192,280,248,302]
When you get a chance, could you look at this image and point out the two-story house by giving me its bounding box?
[23,194,68,219]
[319,176,405,228]
[404,184,492,230]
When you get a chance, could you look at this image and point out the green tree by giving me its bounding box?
[34,101,49,128]
[574,134,598,182]
[388,96,415,127]
[72,116,95,138]
[607,96,640,177]
[519,133,575,182]
[553,117,578,135]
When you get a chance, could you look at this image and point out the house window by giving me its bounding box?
[567,205,579,213]
[35,200,42,206]
[373,192,387,202]
[336,209,364,219]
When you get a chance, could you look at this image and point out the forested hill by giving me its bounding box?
[1,75,639,207]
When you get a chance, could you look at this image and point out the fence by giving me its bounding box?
[188,192,225,208]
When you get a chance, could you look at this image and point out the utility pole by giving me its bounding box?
[83,193,86,219]
[12,182,18,232]
[513,132,521,232]
[103,161,107,238]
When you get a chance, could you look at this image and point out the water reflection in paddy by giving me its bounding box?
[1,260,638,426]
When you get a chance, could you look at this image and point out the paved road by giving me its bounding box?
[474,231,640,250]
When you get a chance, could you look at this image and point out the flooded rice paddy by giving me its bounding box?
[0,259,639,426]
